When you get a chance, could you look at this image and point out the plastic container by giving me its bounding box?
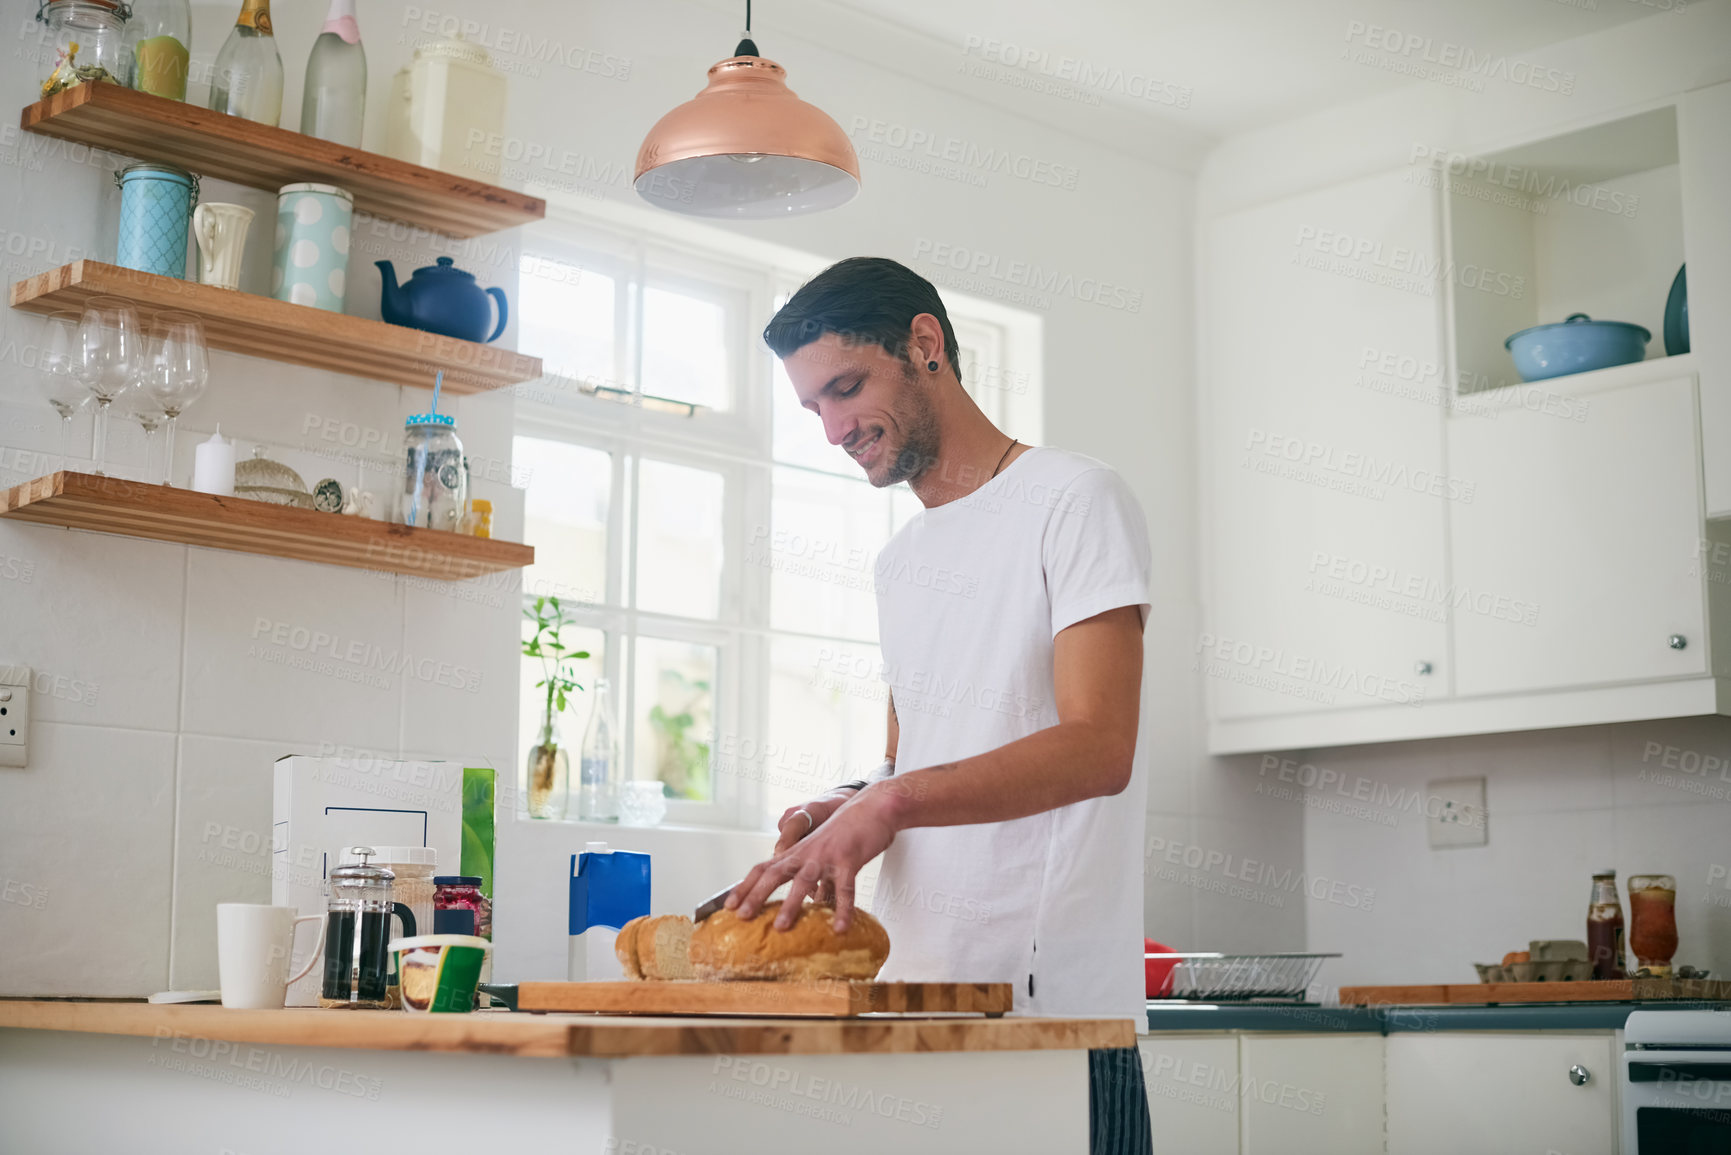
[388,934,491,1013]
[397,413,467,530]
[369,846,437,954]
[114,163,198,279]
[38,0,131,96]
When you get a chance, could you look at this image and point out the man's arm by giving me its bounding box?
[731,604,1144,929]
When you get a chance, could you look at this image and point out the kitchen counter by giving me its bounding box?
[0,998,1132,1056]
[1146,999,1724,1033]
[0,1000,1130,1153]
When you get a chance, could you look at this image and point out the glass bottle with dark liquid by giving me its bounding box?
[320,846,416,1008]
[1587,869,1627,981]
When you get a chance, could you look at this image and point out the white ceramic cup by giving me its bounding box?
[193,202,255,291]
[217,903,324,1010]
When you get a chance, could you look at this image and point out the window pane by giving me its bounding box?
[772,357,858,475]
[759,636,888,826]
[515,436,609,605]
[766,466,890,640]
[516,620,605,814]
[633,637,716,801]
[519,255,615,390]
[641,285,729,410]
[636,459,724,619]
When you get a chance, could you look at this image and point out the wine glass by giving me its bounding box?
[144,311,209,486]
[74,296,144,477]
[115,382,167,483]
[35,311,91,474]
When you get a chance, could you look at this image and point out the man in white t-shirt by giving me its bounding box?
[729,257,1153,1155]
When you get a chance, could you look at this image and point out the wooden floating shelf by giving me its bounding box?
[1,472,533,582]
[10,262,541,395]
[21,83,543,238]
[1339,978,1731,1006]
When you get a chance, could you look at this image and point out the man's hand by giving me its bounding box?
[771,789,854,856]
[729,784,901,933]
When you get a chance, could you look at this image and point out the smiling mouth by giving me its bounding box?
[850,432,882,463]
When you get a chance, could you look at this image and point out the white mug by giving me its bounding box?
[193,202,255,291]
[217,903,324,1010]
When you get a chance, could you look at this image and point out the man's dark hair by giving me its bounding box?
[762,257,963,380]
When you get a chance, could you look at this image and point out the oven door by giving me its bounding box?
[1621,1048,1731,1153]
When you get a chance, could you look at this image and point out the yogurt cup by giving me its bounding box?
[388,934,492,1013]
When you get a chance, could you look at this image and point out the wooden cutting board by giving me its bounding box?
[514,980,1013,1017]
[1340,978,1731,1006]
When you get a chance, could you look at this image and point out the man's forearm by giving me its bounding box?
[865,720,1133,832]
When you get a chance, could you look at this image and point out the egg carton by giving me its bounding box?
[1474,959,1594,983]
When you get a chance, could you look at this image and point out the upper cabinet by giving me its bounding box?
[1202,169,1448,722]
[1201,92,1731,753]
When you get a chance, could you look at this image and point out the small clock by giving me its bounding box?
[311,477,346,513]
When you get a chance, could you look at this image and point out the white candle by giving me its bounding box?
[193,425,236,496]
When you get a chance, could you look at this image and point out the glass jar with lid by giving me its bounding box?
[124,0,192,100]
[38,0,133,96]
[397,412,467,530]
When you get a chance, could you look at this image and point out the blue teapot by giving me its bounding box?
[375,256,509,344]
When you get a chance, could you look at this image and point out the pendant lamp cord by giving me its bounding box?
[736,0,759,56]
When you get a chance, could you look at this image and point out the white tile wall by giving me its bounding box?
[1302,721,1731,988]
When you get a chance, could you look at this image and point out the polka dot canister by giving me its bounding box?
[272,182,354,312]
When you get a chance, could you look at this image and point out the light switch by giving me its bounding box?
[0,665,29,768]
[1427,776,1488,848]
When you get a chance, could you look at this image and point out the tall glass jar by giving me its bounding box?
[38,0,132,97]
[124,0,191,100]
[397,413,467,530]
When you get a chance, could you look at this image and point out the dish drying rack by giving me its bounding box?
[1146,952,1341,1003]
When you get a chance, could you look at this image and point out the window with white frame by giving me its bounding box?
[513,208,1042,830]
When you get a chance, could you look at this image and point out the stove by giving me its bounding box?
[1622,1008,1731,1153]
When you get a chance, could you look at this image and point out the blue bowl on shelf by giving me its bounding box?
[1504,313,1650,382]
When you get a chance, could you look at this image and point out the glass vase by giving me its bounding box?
[526,715,569,820]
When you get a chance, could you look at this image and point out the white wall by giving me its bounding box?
[1194,2,1731,987]
[0,0,1292,997]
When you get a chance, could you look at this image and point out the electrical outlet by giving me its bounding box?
[1427,776,1487,848]
[0,665,28,768]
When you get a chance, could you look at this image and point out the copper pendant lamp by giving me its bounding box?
[634,2,860,218]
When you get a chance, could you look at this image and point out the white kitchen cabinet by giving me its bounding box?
[1448,371,1709,695]
[1201,168,1449,721]
[1680,81,1731,515]
[1385,1032,1618,1155]
[1139,1036,1240,1155]
[1238,1034,1385,1155]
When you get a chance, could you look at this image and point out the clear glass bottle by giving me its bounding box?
[1587,869,1627,981]
[38,0,132,97]
[301,0,366,146]
[124,0,191,100]
[209,0,283,126]
[579,678,623,822]
[397,413,467,530]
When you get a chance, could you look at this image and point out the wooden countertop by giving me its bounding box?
[0,1001,1134,1058]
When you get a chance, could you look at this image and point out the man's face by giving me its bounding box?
[783,332,940,488]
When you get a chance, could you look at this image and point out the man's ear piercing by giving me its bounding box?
[927,359,940,372]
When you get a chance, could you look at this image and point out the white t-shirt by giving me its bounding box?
[868,446,1152,1021]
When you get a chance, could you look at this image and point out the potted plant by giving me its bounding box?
[523,596,589,820]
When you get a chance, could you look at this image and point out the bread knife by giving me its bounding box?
[694,883,739,922]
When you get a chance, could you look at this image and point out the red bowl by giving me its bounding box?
[1145,938,1178,999]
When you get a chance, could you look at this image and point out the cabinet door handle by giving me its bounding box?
[1669,634,1688,650]
[1568,1064,1591,1086]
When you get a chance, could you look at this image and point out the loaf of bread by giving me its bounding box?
[689,901,890,981]
[615,914,696,981]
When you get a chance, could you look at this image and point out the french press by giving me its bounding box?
[320,846,417,1009]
